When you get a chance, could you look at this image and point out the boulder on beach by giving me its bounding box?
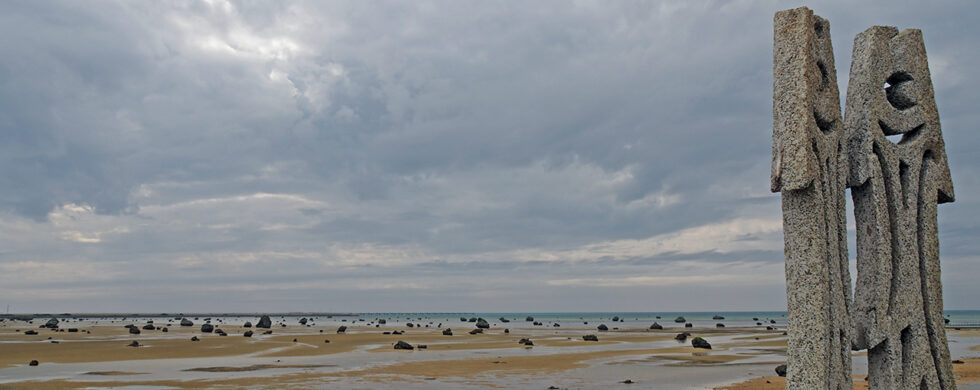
[406,322,414,328]
[24,330,38,335]
[442,329,453,336]
[378,319,386,324]
[468,317,477,323]
[129,327,141,335]
[201,324,213,333]
[674,316,686,323]
[127,341,140,347]
[475,318,489,329]
[394,340,414,350]
[716,323,725,328]
[191,336,200,341]
[597,324,608,331]
[649,322,663,330]
[691,337,711,349]
[29,360,39,366]
[244,330,253,337]
[499,317,510,323]
[67,328,78,333]
[469,328,483,335]
[337,326,347,333]
[519,338,534,346]
[582,334,599,341]
[612,316,620,322]
[504,328,510,333]
[215,329,227,336]
[243,321,252,328]
[674,332,690,341]
[299,318,308,325]
[180,318,193,327]
[525,316,534,322]
[460,317,467,322]
[685,323,693,328]
[775,364,787,377]
[44,318,59,329]
[256,315,272,329]
[712,315,725,320]
[263,330,273,335]
[142,324,155,330]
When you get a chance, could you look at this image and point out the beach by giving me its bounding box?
[1,313,979,389]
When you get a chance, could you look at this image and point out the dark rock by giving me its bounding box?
[67,328,78,333]
[553,323,560,327]
[526,316,534,322]
[460,317,468,322]
[675,332,690,341]
[468,317,477,323]
[649,322,663,330]
[292,338,297,342]
[752,317,759,321]
[770,319,776,324]
[766,326,775,330]
[582,334,599,341]
[469,328,483,335]
[29,360,39,366]
[127,341,140,347]
[216,329,227,336]
[299,318,308,325]
[612,316,620,321]
[621,379,634,384]
[24,330,38,335]
[129,327,141,335]
[257,315,272,329]
[597,324,608,331]
[201,324,214,333]
[392,330,403,335]
[417,344,427,349]
[757,322,763,326]
[716,323,725,328]
[475,318,489,329]
[378,319,386,324]
[712,315,725,320]
[407,322,414,328]
[504,328,510,333]
[684,323,693,328]
[775,364,787,377]
[244,330,253,337]
[44,318,59,329]
[180,318,193,326]
[691,337,711,349]
[499,317,510,323]
[324,339,330,343]
[263,330,273,335]
[337,326,347,333]
[243,321,252,328]
[519,338,533,346]
[533,321,542,326]
[674,316,686,323]
[143,324,155,330]
[191,336,200,341]
[394,340,414,350]
[442,329,453,336]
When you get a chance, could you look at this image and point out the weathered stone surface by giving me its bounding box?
[844,22,956,390]
[772,7,853,389]
[256,315,272,329]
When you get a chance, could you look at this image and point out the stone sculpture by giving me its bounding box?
[772,7,956,390]
[771,7,853,389]
[845,24,956,390]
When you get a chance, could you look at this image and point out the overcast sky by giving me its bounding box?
[0,0,976,313]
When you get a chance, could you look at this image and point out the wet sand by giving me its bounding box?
[1,319,978,389]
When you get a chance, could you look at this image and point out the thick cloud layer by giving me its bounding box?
[0,1,976,313]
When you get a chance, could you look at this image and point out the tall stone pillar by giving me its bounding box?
[771,7,853,390]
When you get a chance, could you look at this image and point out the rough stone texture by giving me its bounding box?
[772,7,853,390]
[844,24,956,390]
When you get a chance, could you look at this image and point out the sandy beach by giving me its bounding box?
[1,315,978,389]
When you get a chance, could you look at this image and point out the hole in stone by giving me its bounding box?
[884,71,916,110]
[817,60,830,90]
[814,21,824,37]
[814,111,833,133]
[899,124,924,145]
[878,120,905,144]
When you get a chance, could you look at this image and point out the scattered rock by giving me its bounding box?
[621,379,634,384]
[142,324,155,330]
[442,329,453,336]
[612,316,620,322]
[191,336,199,341]
[674,316,686,323]
[29,360,39,366]
[675,332,690,341]
[713,315,725,320]
[499,317,510,323]
[256,315,272,329]
[691,337,711,349]
[770,319,776,324]
[24,330,38,335]
[775,364,787,377]
[582,334,599,341]
[337,326,347,333]
[299,318,308,325]
[475,318,490,329]
[263,330,273,335]
[243,321,252,328]
[378,319,386,324]
[292,338,297,342]
[394,340,414,350]
[597,324,608,331]
[685,323,693,328]
[201,324,214,333]
[504,328,510,333]
[649,322,663,330]
[67,328,78,333]
[129,327,141,335]
[162,327,168,333]
[526,316,534,322]
[44,318,59,329]
[127,341,140,347]
[953,360,965,364]
[518,338,534,346]
[180,318,193,326]
[407,322,415,328]
[716,323,725,328]
[244,330,253,337]
[469,328,483,335]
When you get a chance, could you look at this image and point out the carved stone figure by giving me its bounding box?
[845,25,956,390]
[771,7,852,389]
[773,7,956,389]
